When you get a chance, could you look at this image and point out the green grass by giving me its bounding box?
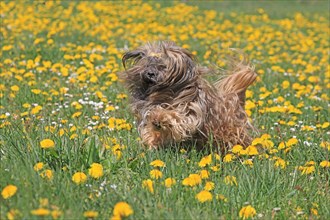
[0,1,329,219]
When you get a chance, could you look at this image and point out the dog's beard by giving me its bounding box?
[122,41,257,151]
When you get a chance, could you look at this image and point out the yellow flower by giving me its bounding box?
[1,185,17,199]
[232,145,243,154]
[320,161,329,168]
[149,169,163,179]
[224,175,237,186]
[142,179,154,193]
[33,162,44,171]
[40,139,55,149]
[200,169,210,179]
[223,153,235,163]
[72,111,82,118]
[113,202,134,217]
[195,190,213,203]
[40,169,53,180]
[10,85,19,92]
[51,210,62,219]
[239,205,257,219]
[182,174,202,187]
[246,145,259,155]
[83,211,98,218]
[204,181,215,191]
[164,178,176,188]
[150,159,165,167]
[198,154,212,167]
[286,138,298,147]
[88,163,104,179]
[7,209,20,220]
[242,159,254,167]
[31,208,50,216]
[72,172,87,184]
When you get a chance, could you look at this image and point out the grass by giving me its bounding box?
[0,1,329,219]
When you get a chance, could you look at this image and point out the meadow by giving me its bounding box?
[0,1,329,219]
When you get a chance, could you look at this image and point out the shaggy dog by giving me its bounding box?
[122,41,256,152]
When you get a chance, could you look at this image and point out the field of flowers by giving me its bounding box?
[0,1,329,219]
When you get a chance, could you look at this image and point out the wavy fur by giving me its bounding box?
[122,41,257,151]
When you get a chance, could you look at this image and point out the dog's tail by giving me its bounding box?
[214,51,257,106]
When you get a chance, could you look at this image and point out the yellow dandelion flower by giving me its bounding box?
[149,169,163,179]
[33,162,44,171]
[142,179,154,194]
[7,209,20,220]
[242,159,254,167]
[83,210,98,218]
[320,161,329,168]
[223,153,235,163]
[113,202,134,217]
[31,208,50,216]
[246,145,259,155]
[10,85,19,92]
[150,159,165,167]
[164,178,176,188]
[1,185,17,199]
[200,169,210,179]
[198,154,212,167]
[204,181,215,191]
[224,175,237,186]
[195,190,213,203]
[51,210,62,219]
[40,169,53,180]
[88,163,103,179]
[182,174,202,187]
[72,111,82,118]
[286,138,298,147]
[72,172,87,184]
[239,205,257,219]
[232,145,243,154]
[40,139,55,149]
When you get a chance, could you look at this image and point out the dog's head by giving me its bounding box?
[122,41,197,101]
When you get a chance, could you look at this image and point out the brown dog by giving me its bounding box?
[122,41,256,152]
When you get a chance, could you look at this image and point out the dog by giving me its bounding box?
[122,41,257,152]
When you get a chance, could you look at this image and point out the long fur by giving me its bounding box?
[122,41,257,152]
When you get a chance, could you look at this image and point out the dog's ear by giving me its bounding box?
[122,50,145,69]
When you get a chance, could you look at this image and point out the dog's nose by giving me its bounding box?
[147,72,155,79]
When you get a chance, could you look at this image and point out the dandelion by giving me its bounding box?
[200,169,210,179]
[113,202,134,217]
[195,190,213,203]
[198,154,212,167]
[224,175,237,186]
[33,162,44,171]
[88,163,103,179]
[164,178,176,188]
[142,179,154,193]
[10,85,19,92]
[149,169,163,179]
[31,208,50,216]
[223,153,235,163]
[204,181,215,191]
[72,172,88,184]
[1,185,17,199]
[319,161,329,168]
[239,205,257,219]
[83,211,98,218]
[182,174,202,187]
[40,169,53,180]
[150,159,165,167]
[40,139,55,149]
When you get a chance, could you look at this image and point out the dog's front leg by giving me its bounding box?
[139,104,202,149]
